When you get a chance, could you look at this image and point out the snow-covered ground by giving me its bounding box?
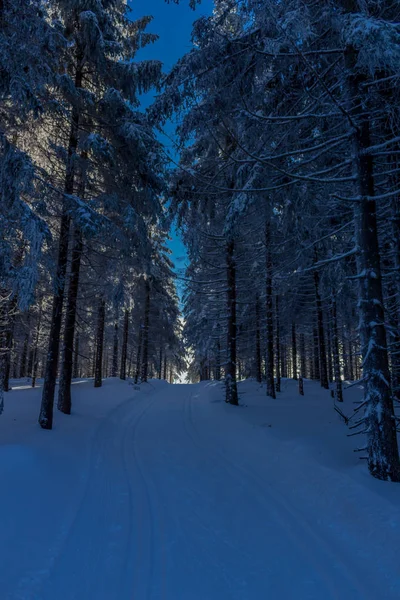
[1,377,400,599]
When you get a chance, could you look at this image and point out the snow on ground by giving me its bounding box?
[1,377,400,599]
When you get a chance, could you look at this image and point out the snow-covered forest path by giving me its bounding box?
[2,379,400,600]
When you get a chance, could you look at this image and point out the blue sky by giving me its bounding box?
[128,0,214,294]
[130,1,214,73]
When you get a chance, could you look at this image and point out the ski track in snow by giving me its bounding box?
[2,379,400,599]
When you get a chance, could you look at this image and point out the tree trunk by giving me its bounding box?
[57,145,88,412]
[94,298,105,388]
[326,320,333,383]
[141,279,151,383]
[163,354,167,381]
[300,333,306,379]
[19,311,30,378]
[127,344,134,378]
[200,359,207,381]
[309,335,314,380]
[1,296,17,392]
[39,55,83,429]
[314,266,329,389]
[225,239,238,405]
[158,347,162,379]
[12,350,18,380]
[120,309,129,380]
[291,322,298,380]
[348,330,355,382]
[281,341,287,379]
[275,295,281,392]
[112,311,119,378]
[389,191,400,398]
[31,298,43,389]
[28,348,34,378]
[313,327,320,381]
[345,38,400,480]
[341,325,349,381]
[331,296,343,402]
[0,243,23,392]
[134,325,143,384]
[73,330,79,379]
[265,224,275,398]
[0,244,24,401]
[255,296,262,383]
[103,345,108,379]
[298,375,304,396]
[57,226,83,414]
[215,326,221,381]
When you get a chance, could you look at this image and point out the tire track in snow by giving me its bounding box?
[180,390,252,597]
[51,397,144,600]
[13,393,159,600]
[8,395,145,600]
[124,391,184,600]
[185,390,375,600]
[137,387,250,599]
[119,395,160,600]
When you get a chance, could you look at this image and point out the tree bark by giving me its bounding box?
[281,341,287,379]
[1,294,17,392]
[27,348,34,378]
[292,322,298,380]
[120,309,129,380]
[112,310,119,378]
[19,311,30,378]
[255,296,262,383]
[215,325,221,381]
[345,37,400,480]
[134,325,143,384]
[300,332,306,379]
[141,279,151,383]
[225,239,238,405]
[158,347,162,379]
[313,327,320,381]
[0,245,23,393]
[348,334,354,382]
[389,191,400,399]
[39,54,83,429]
[265,224,275,398]
[103,345,108,379]
[314,265,329,389]
[31,298,43,388]
[94,298,105,388]
[309,335,314,380]
[326,321,333,383]
[12,351,18,380]
[57,145,87,413]
[163,354,167,381]
[73,330,79,379]
[275,295,281,392]
[331,296,343,402]
[57,226,83,414]
[298,375,304,396]
[127,344,134,378]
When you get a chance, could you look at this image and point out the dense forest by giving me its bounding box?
[1,0,400,483]
[0,0,185,429]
